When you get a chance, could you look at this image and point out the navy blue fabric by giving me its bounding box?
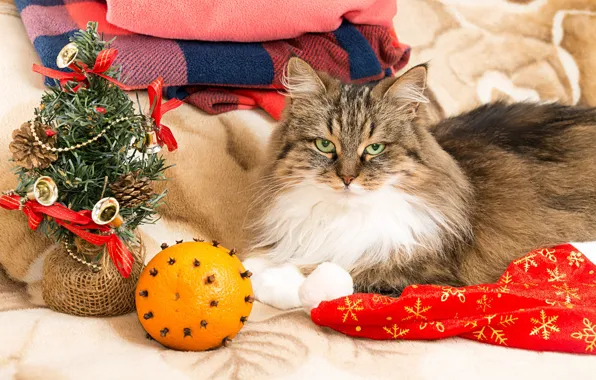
[15,0,64,12]
[334,21,382,80]
[33,32,76,86]
[177,41,274,86]
[166,86,190,101]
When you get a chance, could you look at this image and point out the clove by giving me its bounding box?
[240,270,252,279]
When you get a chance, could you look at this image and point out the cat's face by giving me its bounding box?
[272,59,429,194]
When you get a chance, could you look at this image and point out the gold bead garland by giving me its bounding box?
[28,115,132,271]
[63,239,102,272]
[29,116,131,153]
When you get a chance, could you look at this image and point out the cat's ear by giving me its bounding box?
[283,57,327,98]
[373,64,428,117]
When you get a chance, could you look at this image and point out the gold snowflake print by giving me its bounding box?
[567,251,585,267]
[497,271,536,292]
[472,314,511,346]
[522,282,538,289]
[500,271,513,285]
[497,272,513,293]
[530,310,560,340]
[476,294,493,312]
[419,321,445,333]
[383,324,409,339]
[514,253,538,272]
[571,318,596,352]
[547,267,566,282]
[440,286,466,303]
[552,283,580,308]
[372,294,395,305]
[337,297,364,323]
[464,320,478,329]
[485,314,497,324]
[499,315,518,327]
[402,298,432,321]
[537,248,557,263]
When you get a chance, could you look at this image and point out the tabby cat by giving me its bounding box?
[242,58,596,310]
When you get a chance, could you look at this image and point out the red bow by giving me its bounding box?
[0,194,134,278]
[55,213,133,278]
[32,48,132,92]
[147,77,182,152]
[0,194,89,230]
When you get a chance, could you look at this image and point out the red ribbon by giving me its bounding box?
[0,194,89,230]
[0,194,133,278]
[55,215,133,278]
[32,48,132,92]
[148,77,182,152]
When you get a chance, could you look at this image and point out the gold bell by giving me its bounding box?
[27,176,59,206]
[144,130,162,154]
[92,197,123,228]
[56,42,79,69]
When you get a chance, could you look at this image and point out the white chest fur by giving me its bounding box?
[254,182,445,271]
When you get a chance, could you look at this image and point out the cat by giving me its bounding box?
[241,57,596,310]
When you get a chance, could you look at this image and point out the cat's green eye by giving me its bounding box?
[315,138,336,153]
[365,143,386,155]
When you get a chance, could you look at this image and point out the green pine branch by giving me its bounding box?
[13,22,173,246]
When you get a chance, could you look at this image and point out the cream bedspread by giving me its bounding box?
[2,0,596,379]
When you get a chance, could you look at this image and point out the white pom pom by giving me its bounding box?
[299,262,354,313]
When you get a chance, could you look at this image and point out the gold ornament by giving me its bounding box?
[109,170,153,209]
[56,42,79,69]
[140,116,161,154]
[9,122,57,169]
[26,176,59,206]
[92,197,123,227]
[144,130,161,154]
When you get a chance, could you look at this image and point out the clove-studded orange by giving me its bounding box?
[135,240,254,351]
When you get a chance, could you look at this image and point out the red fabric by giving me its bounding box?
[147,77,182,151]
[233,90,286,120]
[311,244,596,354]
[184,88,286,120]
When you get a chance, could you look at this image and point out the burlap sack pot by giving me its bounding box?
[42,237,145,317]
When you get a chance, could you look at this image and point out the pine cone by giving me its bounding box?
[109,170,153,209]
[9,122,57,170]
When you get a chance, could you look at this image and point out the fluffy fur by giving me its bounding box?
[244,58,596,309]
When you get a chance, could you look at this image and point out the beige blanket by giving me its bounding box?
[2,0,596,378]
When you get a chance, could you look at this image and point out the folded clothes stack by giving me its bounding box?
[17,0,410,119]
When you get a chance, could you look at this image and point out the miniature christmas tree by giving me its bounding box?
[1,22,181,278]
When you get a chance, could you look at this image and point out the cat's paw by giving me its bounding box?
[247,262,305,310]
[299,262,353,313]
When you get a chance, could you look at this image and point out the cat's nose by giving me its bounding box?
[342,176,355,186]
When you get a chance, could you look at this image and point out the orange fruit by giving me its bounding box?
[135,240,254,351]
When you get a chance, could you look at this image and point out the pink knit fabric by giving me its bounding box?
[105,0,397,41]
